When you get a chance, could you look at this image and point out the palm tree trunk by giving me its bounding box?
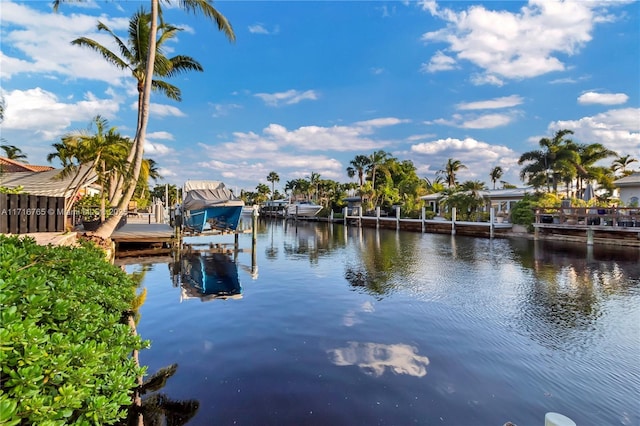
[94,0,158,239]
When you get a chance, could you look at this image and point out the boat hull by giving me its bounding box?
[287,203,323,217]
[184,205,243,232]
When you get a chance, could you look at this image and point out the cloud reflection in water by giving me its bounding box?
[328,342,430,377]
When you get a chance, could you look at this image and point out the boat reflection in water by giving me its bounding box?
[173,252,242,301]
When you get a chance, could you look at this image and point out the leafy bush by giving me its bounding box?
[511,195,536,230]
[0,236,147,425]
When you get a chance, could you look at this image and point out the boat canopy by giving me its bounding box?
[183,180,244,211]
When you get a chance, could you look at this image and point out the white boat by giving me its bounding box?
[286,200,323,217]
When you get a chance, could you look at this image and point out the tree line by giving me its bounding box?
[242,134,637,218]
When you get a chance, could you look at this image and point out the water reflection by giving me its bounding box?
[327,342,430,377]
[171,252,242,301]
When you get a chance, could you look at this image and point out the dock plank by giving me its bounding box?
[111,223,175,243]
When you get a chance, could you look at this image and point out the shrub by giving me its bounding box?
[0,236,147,425]
[511,195,536,230]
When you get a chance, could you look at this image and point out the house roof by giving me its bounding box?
[0,165,98,197]
[0,156,55,173]
[420,187,532,201]
[613,173,640,187]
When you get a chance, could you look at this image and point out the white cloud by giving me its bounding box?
[470,74,504,87]
[254,89,319,106]
[328,342,430,377]
[427,112,515,129]
[1,2,130,84]
[210,103,242,117]
[144,141,174,156]
[457,95,524,110]
[148,103,186,117]
[248,23,279,35]
[577,92,629,105]
[420,0,627,81]
[421,51,457,73]
[549,108,640,156]
[146,131,174,140]
[1,87,119,140]
[410,137,521,184]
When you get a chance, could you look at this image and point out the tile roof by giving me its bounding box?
[0,156,54,173]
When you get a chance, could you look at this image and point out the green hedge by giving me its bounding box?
[0,236,147,425]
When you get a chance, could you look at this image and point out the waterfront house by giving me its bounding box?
[420,187,532,218]
[614,173,640,207]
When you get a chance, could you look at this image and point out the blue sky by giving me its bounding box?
[1,0,639,194]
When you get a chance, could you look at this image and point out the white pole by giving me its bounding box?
[451,207,457,235]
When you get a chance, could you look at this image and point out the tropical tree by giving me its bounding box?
[266,171,279,199]
[489,166,503,190]
[1,145,28,162]
[366,150,390,192]
[518,129,577,192]
[307,171,321,201]
[612,154,638,177]
[438,158,467,188]
[48,115,131,214]
[55,0,235,238]
[346,155,370,188]
[255,183,271,204]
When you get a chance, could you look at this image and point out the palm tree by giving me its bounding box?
[612,154,638,177]
[266,171,279,199]
[0,145,28,163]
[438,158,467,188]
[366,150,390,193]
[518,129,577,192]
[489,166,503,190]
[48,116,130,214]
[306,171,322,201]
[346,155,370,188]
[56,0,235,238]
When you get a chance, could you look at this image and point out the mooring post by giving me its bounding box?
[396,206,400,230]
[376,206,380,229]
[490,207,495,239]
[343,207,348,227]
[587,227,594,246]
[451,207,457,236]
[421,206,425,233]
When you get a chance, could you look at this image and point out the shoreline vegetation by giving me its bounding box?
[0,235,147,425]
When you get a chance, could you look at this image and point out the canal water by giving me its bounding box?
[124,219,640,426]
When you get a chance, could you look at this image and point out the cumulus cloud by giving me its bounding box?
[147,131,174,140]
[149,103,186,117]
[420,0,626,81]
[410,137,521,184]
[549,108,640,156]
[1,2,130,84]
[144,141,174,156]
[254,89,319,106]
[1,87,119,140]
[421,50,457,73]
[577,92,629,105]
[328,342,430,377]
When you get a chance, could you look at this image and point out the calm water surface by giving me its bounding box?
[125,219,640,426]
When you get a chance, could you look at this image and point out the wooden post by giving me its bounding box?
[451,207,456,236]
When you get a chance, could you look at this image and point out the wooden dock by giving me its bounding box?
[111,223,176,244]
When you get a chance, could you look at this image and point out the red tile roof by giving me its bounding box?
[0,157,54,173]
